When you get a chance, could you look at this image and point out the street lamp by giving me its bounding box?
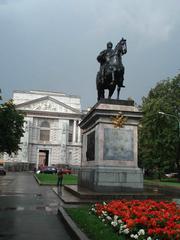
[158,111,180,138]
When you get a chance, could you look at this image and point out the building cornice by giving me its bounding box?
[13,90,80,99]
[20,109,83,120]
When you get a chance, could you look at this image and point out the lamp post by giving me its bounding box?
[158,111,180,138]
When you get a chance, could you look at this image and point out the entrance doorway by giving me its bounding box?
[38,150,49,168]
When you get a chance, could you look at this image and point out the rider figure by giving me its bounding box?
[97,41,114,84]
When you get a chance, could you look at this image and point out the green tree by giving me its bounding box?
[0,100,25,155]
[0,89,2,100]
[139,75,180,179]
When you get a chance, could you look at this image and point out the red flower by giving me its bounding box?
[91,199,180,239]
[126,218,135,228]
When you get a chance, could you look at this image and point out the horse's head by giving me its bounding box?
[119,38,127,55]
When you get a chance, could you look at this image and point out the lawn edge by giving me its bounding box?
[58,206,90,240]
[34,173,42,185]
[144,180,180,189]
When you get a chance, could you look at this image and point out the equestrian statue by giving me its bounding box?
[96,38,127,100]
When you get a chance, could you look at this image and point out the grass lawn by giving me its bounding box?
[144,179,180,188]
[35,173,180,188]
[65,206,125,240]
[35,173,78,185]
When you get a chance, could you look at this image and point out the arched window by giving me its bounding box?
[40,121,50,141]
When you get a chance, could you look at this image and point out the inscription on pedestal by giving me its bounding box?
[103,128,133,160]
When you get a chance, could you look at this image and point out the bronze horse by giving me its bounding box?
[96,38,127,100]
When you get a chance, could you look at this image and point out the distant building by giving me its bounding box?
[4,90,83,170]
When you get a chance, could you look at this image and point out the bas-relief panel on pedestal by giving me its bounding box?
[103,128,133,161]
[86,131,95,161]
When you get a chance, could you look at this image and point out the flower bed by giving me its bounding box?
[90,199,180,240]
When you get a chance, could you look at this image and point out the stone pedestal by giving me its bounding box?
[78,99,143,192]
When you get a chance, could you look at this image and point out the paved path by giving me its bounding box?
[0,172,72,240]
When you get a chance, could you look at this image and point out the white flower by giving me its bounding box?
[147,237,152,240]
[103,201,107,205]
[106,216,112,221]
[123,228,129,234]
[114,215,119,221]
[120,225,123,231]
[138,229,145,235]
[102,211,108,216]
[130,234,139,239]
[119,224,127,232]
[121,224,127,229]
[111,221,118,227]
[118,219,123,224]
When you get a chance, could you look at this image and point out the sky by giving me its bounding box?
[0,0,180,109]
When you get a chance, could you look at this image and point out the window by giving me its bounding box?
[40,121,50,141]
[68,132,73,142]
[68,120,73,142]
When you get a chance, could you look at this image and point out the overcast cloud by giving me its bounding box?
[0,0,180,109]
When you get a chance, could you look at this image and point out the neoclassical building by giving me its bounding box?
[4,90,83,169]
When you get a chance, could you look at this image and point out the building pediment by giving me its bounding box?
[16,96,80,114]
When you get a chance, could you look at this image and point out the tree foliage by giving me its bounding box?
[138,75,180,179]
[0,100,25,155]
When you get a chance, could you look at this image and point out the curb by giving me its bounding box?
[58,206,90,240]
[33,174,41,184]
[144,183,180,197]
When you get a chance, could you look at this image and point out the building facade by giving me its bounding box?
[4,90,82,170]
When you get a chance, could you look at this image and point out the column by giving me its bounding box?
[77,120,81,143]
[72,120,77,143]
[36,147,39,169]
